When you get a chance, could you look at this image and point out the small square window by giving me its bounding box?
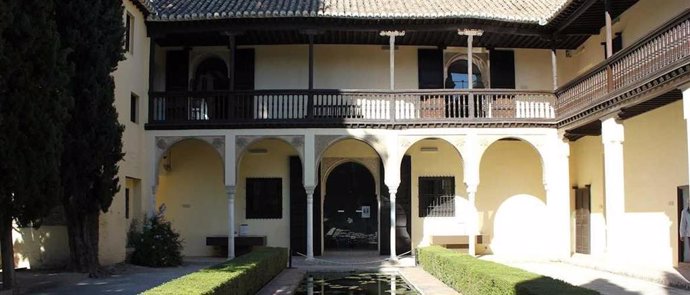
[130,93,139,123]
[246,178,282,219]
[418,176,455,217]
[125,12,134,53]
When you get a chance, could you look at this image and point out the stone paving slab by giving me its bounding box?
[399,267,460,295]
[256,268,306,295]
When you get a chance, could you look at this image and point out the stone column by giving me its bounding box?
[305,185,316,261]
[388,185,399,261]
[601,116,625,254]
[226,185,236,259]
[682,86,690,190]
[466,184,479,256]
[544,136,571,259]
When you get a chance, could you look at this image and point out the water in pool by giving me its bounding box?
[294,272,420,294]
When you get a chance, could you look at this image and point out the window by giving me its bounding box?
[130,93,139,123]
[418,176,455,217]
[445,59,484,89]
[125,12,134,53]
[246,178,282,219]
[125,188,130,219]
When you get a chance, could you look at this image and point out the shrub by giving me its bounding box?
[143,247,288,295]
[417,246,599,295]
[130,205,183,267]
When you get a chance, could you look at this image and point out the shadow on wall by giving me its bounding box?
[12,225,69,270]
[490,194,548,258]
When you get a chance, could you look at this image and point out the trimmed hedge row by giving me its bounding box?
[143,247,288,295]
[417,246,599,295]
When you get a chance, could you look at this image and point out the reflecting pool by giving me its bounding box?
[294,272,420,295]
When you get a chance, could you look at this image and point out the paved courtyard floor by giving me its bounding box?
[7,252,690,294]
[484,256,690,295]
[4,257,223,295]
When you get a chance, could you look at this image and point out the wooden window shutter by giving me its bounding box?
[417,49,444,89]
[165,50,190,91]
[489,50,515,89]
[234,48,255,90]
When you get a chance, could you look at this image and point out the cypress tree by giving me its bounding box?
[55,0,125,275]
[0,0,69,289]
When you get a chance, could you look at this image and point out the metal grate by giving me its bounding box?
[418,176,455,217]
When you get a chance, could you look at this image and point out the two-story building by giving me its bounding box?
[11,0,690,272]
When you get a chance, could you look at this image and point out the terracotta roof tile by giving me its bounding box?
[147,0,573,24]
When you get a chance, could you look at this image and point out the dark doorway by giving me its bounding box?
[324,162,378,250]
[575,186,591,254]
[678,186,689,262]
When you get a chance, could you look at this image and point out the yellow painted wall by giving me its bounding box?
[569,135,606,256]
[12,225,69,269]
[514,49,553,90]
[255,45,418,90]
[99,0,151,265]
[557,0,689,84]
[622,100,688,267]
[157,139,226,257]
[477,140,547,258]
[236,139,298,249]
[405,139,466,248]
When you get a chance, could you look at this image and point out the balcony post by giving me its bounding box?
[381,30,405,121]
[148,39,156,123]
[227,34,236,91]
[551,38,558,91]
[459,29,483,118]
[604,0,613,59]
[308,33,315,118]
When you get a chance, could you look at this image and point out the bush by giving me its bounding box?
[130,205,184,267]
[417,246,599,295]
[143,247,288,295]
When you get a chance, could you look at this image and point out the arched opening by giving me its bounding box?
[189,57,229,120]
[156,139,225,257]
[477,138,546,258]
[445,59,484,89]
[319,138,384,255]
[193,57,229,91]
[238,138,300,254]
[324,162,378,250]
[402,138,465,251]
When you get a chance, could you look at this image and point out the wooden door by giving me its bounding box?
[575,186,591,254]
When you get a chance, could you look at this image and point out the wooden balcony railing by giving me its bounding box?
[148,89,556,126]
[556,10,690,118]
[147,11,689,129]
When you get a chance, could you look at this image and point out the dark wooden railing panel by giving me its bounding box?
[148,89,556,126]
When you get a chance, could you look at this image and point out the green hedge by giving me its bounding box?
[143,247,288,295]
[417,246,599,295]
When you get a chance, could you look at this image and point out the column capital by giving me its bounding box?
[305,185,316,196]
[465,182,479,194]
[225,185,236,198]
[457,29,484,36]
[601,115,624,144]
[379,30,406,37]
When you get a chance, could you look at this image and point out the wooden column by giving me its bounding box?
[308,33,315,118]
[227,34,236,91]
[458,29,483,118]
[551,38,559,91]
[148,39,156,123]
[604,0,613,58]
[380,31,405,122]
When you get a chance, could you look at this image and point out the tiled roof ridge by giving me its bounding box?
[146,0,577,26]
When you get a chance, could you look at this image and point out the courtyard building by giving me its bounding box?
[9,0,690,274]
